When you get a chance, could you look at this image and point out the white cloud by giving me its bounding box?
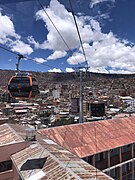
[90,0,115,8]
[88,67,133,74]
[34,58,47,63]
[36,0,93,52]
[89,0,115,22]
[67,52,85,65]
[48,68,62,72]
[67,19,135,74]
[0,10,33,55]
[34,0,135,74]
[66,68,75,72]
[27,36,39,49]
[88,67,109,73]
[0,11,19,44]
[10,40,33,55]
[47,51,67,60]
[109,69,133,74]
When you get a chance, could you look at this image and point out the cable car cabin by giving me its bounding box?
[8,73,39,99]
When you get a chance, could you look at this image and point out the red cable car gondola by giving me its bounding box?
[8,72,39,99]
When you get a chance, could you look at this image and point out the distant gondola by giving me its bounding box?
[8,72,39,99]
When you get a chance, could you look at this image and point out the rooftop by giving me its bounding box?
[10,123,112,180]
[11,140,112,180]
[0,123,24,146]
[38,116,135,158]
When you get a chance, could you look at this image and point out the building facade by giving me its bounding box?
[39,116,135,180]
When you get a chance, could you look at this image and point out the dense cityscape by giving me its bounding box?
[0,0,135,179]
[1,70,135,127]
[0,70,135,179]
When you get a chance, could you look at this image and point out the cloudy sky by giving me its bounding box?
[0,0,135,74]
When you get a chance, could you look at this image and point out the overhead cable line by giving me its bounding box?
[24,56,60,69]
[37,0,83,67]
[0,45,19,56]
[68,0,88,69]
[0,44,63,70]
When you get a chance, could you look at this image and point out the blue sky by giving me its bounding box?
[0,0,135,73]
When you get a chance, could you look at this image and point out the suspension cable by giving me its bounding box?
[68,0,88,69]
[37,0,83,67]
[0,44,64,71]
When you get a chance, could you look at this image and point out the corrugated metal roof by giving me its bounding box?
[9,124,111,180]
[0,123,24,146]
[9,123,112,179]
[12,143,76,180]
[39,135,113,180]
[38,117,135,158]
[11,139,112,180]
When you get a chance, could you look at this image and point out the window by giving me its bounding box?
[110,148,118,157]
[127,144,131,148]
[110,169,115,178]
[95,154,100,161]
[95,152,106,161]
[127,162,131,171]
[100,152,106,160]
[122,144,131,153]
[122,164,127,174]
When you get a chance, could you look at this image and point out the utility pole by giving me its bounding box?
[79,70,83,123]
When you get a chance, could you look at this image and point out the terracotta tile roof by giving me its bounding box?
[38,117,135,158]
